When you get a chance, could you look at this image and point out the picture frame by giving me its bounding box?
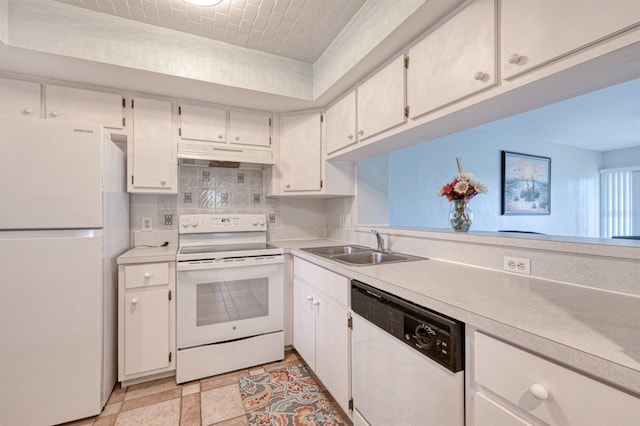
[501,151,551,215]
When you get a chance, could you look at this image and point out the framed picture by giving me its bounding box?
[501,151,551,215]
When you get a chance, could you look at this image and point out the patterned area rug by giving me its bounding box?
[239,364,347,426]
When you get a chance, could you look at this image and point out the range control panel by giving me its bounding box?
[179,214,267,233]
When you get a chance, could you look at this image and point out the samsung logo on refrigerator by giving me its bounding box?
[74,128,94,134]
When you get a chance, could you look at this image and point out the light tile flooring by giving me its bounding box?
[62,349,346,426]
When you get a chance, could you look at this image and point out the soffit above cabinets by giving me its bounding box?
[53,0,367,63]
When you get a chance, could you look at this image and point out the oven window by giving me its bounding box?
[196,278,269,326]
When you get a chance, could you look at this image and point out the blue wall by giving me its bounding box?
[367,124,603,237]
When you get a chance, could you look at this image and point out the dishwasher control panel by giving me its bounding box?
[352,279,464,373]
[404,315,453,367]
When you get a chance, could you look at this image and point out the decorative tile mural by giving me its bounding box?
[130,165,327,240]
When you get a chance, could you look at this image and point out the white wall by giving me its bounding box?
[7,0,313,100]
[603,146,640,169]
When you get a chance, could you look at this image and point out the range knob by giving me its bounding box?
[415,324,433,348]
[180,217,190,228]
[259,217,265,225]
[190,218,198,228]
[251,217,258,225]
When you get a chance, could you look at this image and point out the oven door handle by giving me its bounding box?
[177,256,283,271]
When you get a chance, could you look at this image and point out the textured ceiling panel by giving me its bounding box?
[53,0,367,63]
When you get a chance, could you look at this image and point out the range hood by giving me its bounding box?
[178,141,275,169]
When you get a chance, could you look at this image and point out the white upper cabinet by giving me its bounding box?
[280,112,322,192]
[357,55,407,142]
[325,90,357,154]
[179,103,227,143]
[130,97,176,193]
[0,78,41,117]
[408,0,496,118]
[502,0,640,79]
[45,85,124,129]
[229,109,271,148]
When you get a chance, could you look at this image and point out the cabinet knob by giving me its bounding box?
[49,111,59,118]
[160,179,166,185]
[358,130,364,136]
[508,53,525,65]
[235,135,240,141]
[286,184,291,189]
[131,298,138,305]
[474,71,487,81]
[218,134,223,139]
[313,300,320,306]
[22,107,34,115]
[144,272,151,278]
[347,134,354,140]
[529,383,549,400]
[307,295,313,301]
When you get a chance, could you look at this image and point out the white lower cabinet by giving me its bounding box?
[466,327,640,426]
[292,257,351,416]
[118,261,175,385]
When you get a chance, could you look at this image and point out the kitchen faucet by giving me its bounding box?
[371,229,387,252]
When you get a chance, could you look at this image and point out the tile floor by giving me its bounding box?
[62,349,347,426]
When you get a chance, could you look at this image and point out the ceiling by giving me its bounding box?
[53,0,367,63]
[483,78,640,152]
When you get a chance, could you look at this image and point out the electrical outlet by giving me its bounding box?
[344,215,351,227]
[164,214,173,226]
[503,256,531,275]
[142,217,152,232]
[268,213,276,224]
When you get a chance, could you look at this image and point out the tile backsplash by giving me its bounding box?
[130,166,327,240]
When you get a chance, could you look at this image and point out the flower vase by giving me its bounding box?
[449,200,472,232]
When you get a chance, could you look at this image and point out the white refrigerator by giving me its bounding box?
[0,115,129,425]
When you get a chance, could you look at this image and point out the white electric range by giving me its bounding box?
[175,214,284,383]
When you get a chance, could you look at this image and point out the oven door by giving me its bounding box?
[176,256,283,349]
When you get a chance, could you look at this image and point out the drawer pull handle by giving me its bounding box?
[530,383,549,400]
[131,298,138,305]
[307,295,313,301]
[144,272,151,278]
[313,300,320,306]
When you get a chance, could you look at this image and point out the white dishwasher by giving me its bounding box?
[351,280,465,426]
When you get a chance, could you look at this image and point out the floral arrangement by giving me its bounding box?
[437,158,487,201]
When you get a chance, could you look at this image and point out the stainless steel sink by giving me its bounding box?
[331,252,410,265]
[301,245,371,256]
[301,245,424,266]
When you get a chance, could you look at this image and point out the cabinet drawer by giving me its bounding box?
[473,392,533,426]
[293,257,349,306]
[474,331,640,425]
[124,263,170,289]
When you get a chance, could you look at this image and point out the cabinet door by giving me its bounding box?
[280,113,322,192]
[124,288,170,376]
[131,97,175,192]
[502,0,640,79]
[229,109,271,147]
[315,293,350,415]
[408,0,496,118]
[45,85,124,129]
[325,91,357,154]
[180,103,227,143]
[357,55,407,141]
[292,278,316,370]
[0,78,41,117]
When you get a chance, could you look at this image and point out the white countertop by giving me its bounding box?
[117,245,178,264]
[271,239,640,395]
